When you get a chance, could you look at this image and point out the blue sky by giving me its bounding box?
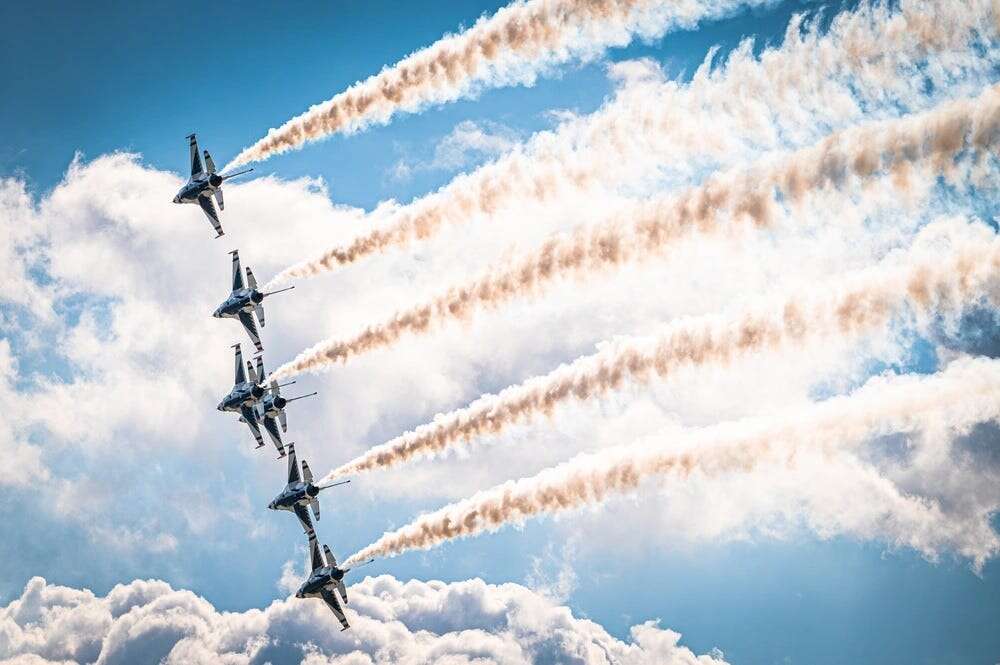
[2,1,999,664]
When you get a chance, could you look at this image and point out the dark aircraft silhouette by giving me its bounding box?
[173,134,252,238]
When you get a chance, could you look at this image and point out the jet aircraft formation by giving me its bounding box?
[181,135,370,630]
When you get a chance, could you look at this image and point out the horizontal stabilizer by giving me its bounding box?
[323,544,337,568]
[204,149,217,174]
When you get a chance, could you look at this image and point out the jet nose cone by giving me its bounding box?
[172,195,180,203]
[217,403,224,411]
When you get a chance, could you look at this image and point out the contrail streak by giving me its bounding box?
[323,218,1000,482]
[227,0,770,169]
[271,85,1000,380]
[343,355,1000,565]
[265,0,1000,284]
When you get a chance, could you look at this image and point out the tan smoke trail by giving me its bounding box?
[270,85,1000,381]
[227,0,771,169]
[322,218,1000,483]
[265,0,1000,285]
[343,354,1000,565]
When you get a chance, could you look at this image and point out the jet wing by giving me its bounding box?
[237,310,263,353]
[287,443,301,483]
[198,195,224,238]
[292,503,314,534]
[319,587,350,631]
[234,344,246,385]
[188,134,204,177]
[231,250,244,291]
[240,405,265,448]
[262,416,285,456]
[308,530,325,571]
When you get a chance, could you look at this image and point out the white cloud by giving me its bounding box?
[390,120,521,182]
[0,575,727,665]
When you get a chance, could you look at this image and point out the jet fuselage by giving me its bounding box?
[217,381,264,412]
[213,288,263,319]
[268,481,319,512]
[257,392,287,418]
[296,567,346,598]
[173,174,221,204]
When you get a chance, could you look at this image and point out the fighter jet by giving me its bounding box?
[172,134,253,238]
[252,358,316,455]
[213,250,294,353]
[268,442,349,531]
[296,530,372,631]
[216,344,291,450]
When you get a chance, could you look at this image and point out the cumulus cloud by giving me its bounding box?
[0,575,727,665]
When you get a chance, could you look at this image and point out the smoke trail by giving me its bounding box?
[227,0,771,169]
[271,85,1000,380]
[322,218,1000,482]
[343,355,1000,565]
[265,0,1000,284]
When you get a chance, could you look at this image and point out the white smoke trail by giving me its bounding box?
[270,84,1000,380]
[322,218,1000,482]
[343,355,1000,565]
[227,0,773,169]
[264,0,1000,284]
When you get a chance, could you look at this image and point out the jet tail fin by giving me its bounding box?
[336,580,348,604]
[301,459,314,484]
[255,303,265,329]
[310,498,320,522]
[214,187,225,211]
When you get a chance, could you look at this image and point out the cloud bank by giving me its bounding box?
[0,575,727,665]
